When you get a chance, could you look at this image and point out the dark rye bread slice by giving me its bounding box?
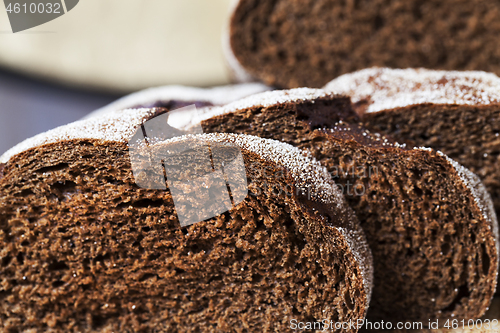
[326,68,500,299]
[226,0,500,88]
[191,88,500,323]
[325,68,500,220]
[0,108,372,332]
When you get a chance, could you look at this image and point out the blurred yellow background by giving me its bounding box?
[0,0,233,92]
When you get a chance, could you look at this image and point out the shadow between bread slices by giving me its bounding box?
[199,89,499,323]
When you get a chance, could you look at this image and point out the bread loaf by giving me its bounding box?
[194,88,499,322]
[0,107,372,332]
[226,0,500,88]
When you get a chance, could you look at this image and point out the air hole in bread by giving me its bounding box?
[35,163,69,174]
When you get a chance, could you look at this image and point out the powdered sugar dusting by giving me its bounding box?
[1,84,274,164]
[1,88,329,165]
[324,67,500,113]
[336,219,373,304]
[172,88,331,129]
[413,147,499,283]
[0,108,155,164]
[440,151,500,274]
[326,120,407,149]
[86,83,271,120]
[213,88,328,114]
[166,132,343,207]
[163,132,373,299]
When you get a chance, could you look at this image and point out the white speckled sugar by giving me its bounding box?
[161,132,373,299]
[324,67,500,113]
[164,132,343,207]
[438,151,500,268]
[1,88,333,165]
[325,121,407,149]
[207,88,328,116]
[170,88,333,129]
[0,108,155,164]
[1,84,279,164]
[86,83,271,120]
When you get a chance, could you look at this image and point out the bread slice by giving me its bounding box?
[226,0,500,88]
[194,88,499,322]
[0,108,372,332]
[325,67,500,221]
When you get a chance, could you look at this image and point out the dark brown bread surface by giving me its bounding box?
[227,0,500,88]
[326,68,500,299]
[326,68,500,219]
[198,89,499,323]
[361,297,500,333]
[0,112,372,332]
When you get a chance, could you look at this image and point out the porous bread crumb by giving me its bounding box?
[164,132,343,207]
[439,152,500,275]
[0,133,372,332]
[325,67,500,113]
[413,147,499,254]
[163,132,373,301]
